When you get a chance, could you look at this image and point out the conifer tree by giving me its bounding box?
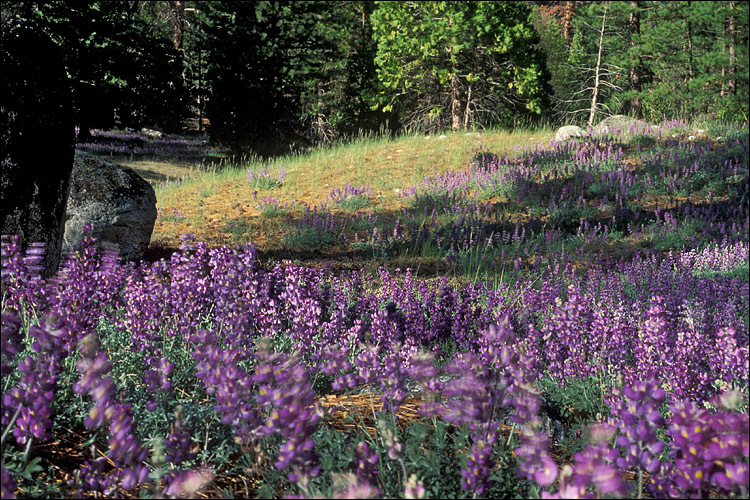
[370,1,550,133]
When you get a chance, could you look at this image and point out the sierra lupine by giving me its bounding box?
[3,313,67,446]
[252,340,323,494]
[1,122,747,499]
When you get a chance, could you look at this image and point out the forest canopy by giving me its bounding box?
[3,1,748,155]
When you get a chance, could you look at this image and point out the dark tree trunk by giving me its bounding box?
[1,16,75,277]
[76,82,94,142]
[449,16,462,131]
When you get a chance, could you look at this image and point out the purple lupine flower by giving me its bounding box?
[354,344,382,385]
[404,473,426,499]
[246,163,286,188]
[73,331,148,494]
[165,405,196,465]
[493,316,559,491]
[319,343,362,392]
[5,313,67,445]
[190,329,260,446]
[332,474,381,499]
[461,438,496,495]
[353,441,379,483]
[517,431,559,488]
[406,350,443,418]
[540,465,586,499]
[143,353,175,410]
[567,437,629,498]
[709,326,749,392]
[711,462,749,497]
[375,417,403,461]
[106,403,149,484]
[49,235,125,354]
[70,453,112,497]
[379,347,411,414]
[1,235,49,317]
[611,380,666,475]
[329,183,372,205]
[74,335,116,430]
[659,395,750,498]
[253,340,323,491]
[443,319,530,495]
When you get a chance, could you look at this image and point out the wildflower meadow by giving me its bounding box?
[2,120,748,498]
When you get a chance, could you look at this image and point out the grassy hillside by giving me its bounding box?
[149,127,553,261]
[81,120,748,282]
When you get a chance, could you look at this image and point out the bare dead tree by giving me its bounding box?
[553,3,624,126]
[304,81,339,147]
[587,3,608,127]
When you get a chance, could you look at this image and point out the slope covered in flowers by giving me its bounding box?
[1,121,748,498]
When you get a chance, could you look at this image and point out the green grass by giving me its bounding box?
[218,218,254,245]
[281,226,338,249]
[692,260,749,281]
[197,184,218,198]
[334,195,372,211]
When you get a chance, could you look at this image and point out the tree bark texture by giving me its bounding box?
[169,1,185,51]
[451,74,462,131]
[687,1,695,81]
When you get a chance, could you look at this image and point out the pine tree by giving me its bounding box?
[370,1,550,133]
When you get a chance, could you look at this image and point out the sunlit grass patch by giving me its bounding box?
[246,163,287,189]
[218,218,254,245]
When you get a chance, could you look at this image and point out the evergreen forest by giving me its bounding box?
[3,1,748,154]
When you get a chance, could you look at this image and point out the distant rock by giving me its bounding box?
[63,151,157,261]
[140,127,163,138]
[554,125,587,142]
[594,115,649,136]
[1,15,75,277]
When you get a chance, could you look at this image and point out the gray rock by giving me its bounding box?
[554,125,587,142]
[140,127,163,138]
[1,16,75,277]
[594,115,649,136]
[63,151,157,261]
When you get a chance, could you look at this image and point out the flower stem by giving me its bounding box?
[0,405,22,447]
